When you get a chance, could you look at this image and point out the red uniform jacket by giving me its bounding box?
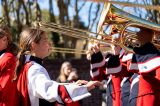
[127,43,160,106]
[107,43,160,106]
[0,51,17,106]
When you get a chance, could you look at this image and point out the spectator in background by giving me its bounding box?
[57,61,79,83]
[67,68,79,83]
[56,61,82,106]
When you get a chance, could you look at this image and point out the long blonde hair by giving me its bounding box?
[57,61,72,83]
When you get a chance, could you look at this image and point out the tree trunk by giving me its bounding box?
[1,0,10,26]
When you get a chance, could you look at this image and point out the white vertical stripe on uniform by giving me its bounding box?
[130,75,140,90]
[90,69,100,78]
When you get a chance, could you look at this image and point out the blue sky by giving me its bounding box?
[0,0,1,17]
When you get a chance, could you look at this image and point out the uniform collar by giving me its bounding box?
[0,49,6,56]
[133,42,158,55]
[29,56,43,65]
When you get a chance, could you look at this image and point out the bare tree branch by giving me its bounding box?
[21,0,30,25]
[89,4,100,30]
[1,0,10,26]
[34,0,42,21]
[49,0,56,22]
[78,2,86,12]
[87,3,93,29]
[28,0,32,23]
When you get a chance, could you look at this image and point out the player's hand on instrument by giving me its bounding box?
[85,81,102,91]
[111,45,121,55]
[75,80,88,86]
[111,37,121,55]
[86,41,100,60]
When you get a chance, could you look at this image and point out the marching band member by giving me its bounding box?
[0,25,19,106]
[86,35,123,106]
[128,28,160,106]
[87,33,136,106]
[105,27,160,106]
[14,28,101,106]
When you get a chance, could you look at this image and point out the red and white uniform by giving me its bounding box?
[90,51,122,106]
[90,50,136,106]
[17,55,91,106]
[107,43,160,106]
[0,50,17,106]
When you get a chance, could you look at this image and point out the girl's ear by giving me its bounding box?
[31,42,36,51]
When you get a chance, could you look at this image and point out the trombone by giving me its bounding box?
[51,47,87,54]
[50,45,112,54]
[33,2,160,53]
[33,21,137,52]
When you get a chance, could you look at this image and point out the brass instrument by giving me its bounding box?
[33,2,160,53]
[97,3,160,52]
[97,3,160,32]
[51,47,87,54]
[33,21,138,52]
[51,45,111,54]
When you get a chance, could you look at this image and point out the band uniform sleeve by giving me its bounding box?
[27,64,91,104]
[58,83,91,103]
[90,51,107,81]
[105,55,122,74]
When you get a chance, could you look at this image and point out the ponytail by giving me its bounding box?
[14,49,26,80]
